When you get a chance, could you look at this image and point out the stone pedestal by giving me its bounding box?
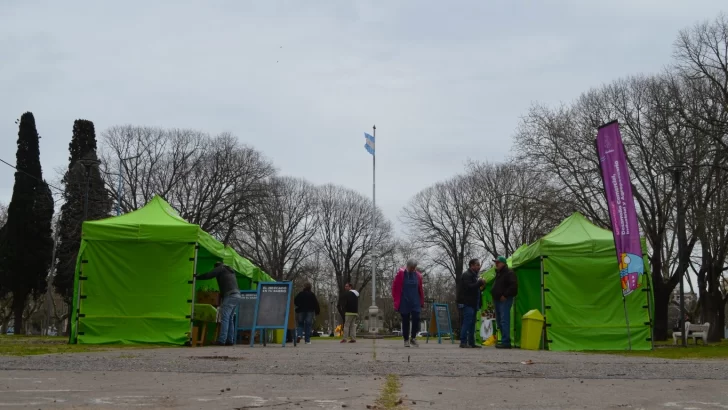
[368,305,380,333]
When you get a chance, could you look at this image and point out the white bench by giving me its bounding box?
[673,322,711,345]
[673,321,690,345]
[688,322,710,345]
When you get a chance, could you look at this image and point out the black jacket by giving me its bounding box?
[342,290,359,314]
[196,264,238,296]
[491,266,518,300]
[458,269,482,308]
[294,290,321,314]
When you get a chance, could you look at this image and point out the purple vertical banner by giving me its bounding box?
[596,121,644,296]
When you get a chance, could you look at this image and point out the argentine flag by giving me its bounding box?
[364,133,375,155]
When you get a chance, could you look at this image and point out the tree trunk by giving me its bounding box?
[12,292,27,335]
[652,275,675,341]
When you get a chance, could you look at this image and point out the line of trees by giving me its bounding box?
[1,14,725,341]
[400,14,728,341]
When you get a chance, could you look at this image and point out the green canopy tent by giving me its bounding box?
[70,195,264,345]
[479,213,653,351]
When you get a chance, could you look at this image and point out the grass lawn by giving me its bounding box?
[599,339,728,360]
[0,335,168,356]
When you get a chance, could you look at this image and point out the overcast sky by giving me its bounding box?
[1,1,725,232]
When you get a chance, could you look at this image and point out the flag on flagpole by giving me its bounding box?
[364,132,375,155]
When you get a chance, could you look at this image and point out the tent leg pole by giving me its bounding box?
[74,267,82,344]
[622,296,632,351]
[189,245,199,345]
[540,256,546,350]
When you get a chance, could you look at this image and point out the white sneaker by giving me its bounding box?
[410,338,419,347]
[404,340,410,347]
[305,342,311,345]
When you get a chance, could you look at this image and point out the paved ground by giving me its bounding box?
[0,339,727,409]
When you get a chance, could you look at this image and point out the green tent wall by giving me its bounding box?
[478,213,654,351]
[70,196,268,345]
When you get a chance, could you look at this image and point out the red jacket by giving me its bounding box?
[392,268,425,312]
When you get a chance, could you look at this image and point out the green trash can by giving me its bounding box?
[520,309,545,350]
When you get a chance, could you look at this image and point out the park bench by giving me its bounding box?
[672,321,711,345]
[688,322,710,345]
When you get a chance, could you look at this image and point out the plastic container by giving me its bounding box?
[520,309,545,350]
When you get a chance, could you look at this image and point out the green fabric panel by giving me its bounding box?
[544,256,651,351]
[513,213,627,267]
[194,246,257,293]
[511,261,542,347]
[69,240,87,343]
[77,241,194,345]
[193,304,217,322]
[223,246,256,279]
[82,196,200,243]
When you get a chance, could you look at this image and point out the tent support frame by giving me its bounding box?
[540,255,546,350]
[188,244,199,345]
[74,264,82,344]
[622,294,632,350]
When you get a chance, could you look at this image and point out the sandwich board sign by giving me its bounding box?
[235,290,263,345]
[250,282,293,347]
[426,303,454,344]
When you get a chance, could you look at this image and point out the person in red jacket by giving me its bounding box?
[392,259,425,347]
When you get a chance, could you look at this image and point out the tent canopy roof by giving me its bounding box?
[512,212,642,268]
[82,195,268,281]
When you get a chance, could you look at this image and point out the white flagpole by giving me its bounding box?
[369,125,379,333]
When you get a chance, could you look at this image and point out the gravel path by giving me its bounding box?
[1,339,726,380]
[1,340,727,409]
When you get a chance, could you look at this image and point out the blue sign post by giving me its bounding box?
[426,303,454,344]
[250,282,293,347]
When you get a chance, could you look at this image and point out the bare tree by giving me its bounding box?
[0,202,7,227]
[314,184,393,322]
[400,175,477,281]
[514,75,710,340]
[673,13,728,151]
[466,161,567,258]
[100,126,275,238]
[233,176,319,281]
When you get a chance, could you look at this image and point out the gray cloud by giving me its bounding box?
[1,0,725,231]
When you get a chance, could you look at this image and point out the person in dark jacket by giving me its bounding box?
[459,259,485,348]
[294,282,320,344]
[340,283,359,343]
[195,262,241,346]
[491,256,518,348]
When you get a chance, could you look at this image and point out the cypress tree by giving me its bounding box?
[0,112,54,334]
[54,120,110,309]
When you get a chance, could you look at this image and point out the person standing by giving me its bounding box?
[294,282,320,345]
[340,283,359,343]
[392,259,425,347]
[491,256,518,349]
[458,259,485,348]
[195,261,241,346]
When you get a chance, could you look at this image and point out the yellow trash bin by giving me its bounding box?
[520,309,544,351]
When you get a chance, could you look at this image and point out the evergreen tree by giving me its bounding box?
[53,120,110,307]
[0,112,54,334]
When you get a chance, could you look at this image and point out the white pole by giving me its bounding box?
[372,124,376,308]
[368,125,379,333]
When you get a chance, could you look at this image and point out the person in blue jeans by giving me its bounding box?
[195,262,242,346]
[491,256,518,348]
[458,259,485,348]
[392,259,425,348]
[294,282,320,344]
